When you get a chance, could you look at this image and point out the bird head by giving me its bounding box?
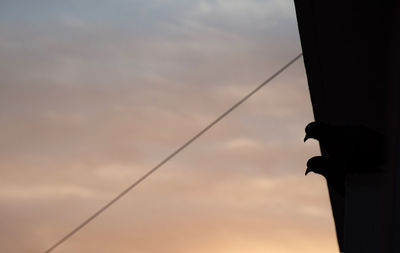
[305,156,330,178]
[304,121,328,142]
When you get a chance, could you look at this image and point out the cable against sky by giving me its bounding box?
[43,53,303,253]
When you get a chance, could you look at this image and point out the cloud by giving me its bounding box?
[0,184,100,200]
[0,0,338,252]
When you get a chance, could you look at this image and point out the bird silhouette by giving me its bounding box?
[304,122,385,198]
[304,121,384,173]
[306,156,345,197]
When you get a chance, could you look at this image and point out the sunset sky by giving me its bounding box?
[0,0,338,252]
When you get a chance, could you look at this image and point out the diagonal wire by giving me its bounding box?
[43,53,303,253]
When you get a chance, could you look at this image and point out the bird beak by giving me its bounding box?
[305,167,312,175]
[304,134,310,142]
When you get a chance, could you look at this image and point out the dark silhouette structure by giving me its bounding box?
[294,1,400,252]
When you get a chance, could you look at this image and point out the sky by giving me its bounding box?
[0,0,338,252]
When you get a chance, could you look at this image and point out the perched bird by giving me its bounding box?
[306,156,345,197]
[304,121,384,172]
[304,121,385,198]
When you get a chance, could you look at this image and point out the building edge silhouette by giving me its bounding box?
[294,1,400,252]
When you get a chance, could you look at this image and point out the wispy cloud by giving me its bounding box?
[0,0,337,252]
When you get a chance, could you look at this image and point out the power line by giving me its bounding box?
[43,53,303,253]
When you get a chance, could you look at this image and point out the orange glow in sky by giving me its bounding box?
[0,0,338,252]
